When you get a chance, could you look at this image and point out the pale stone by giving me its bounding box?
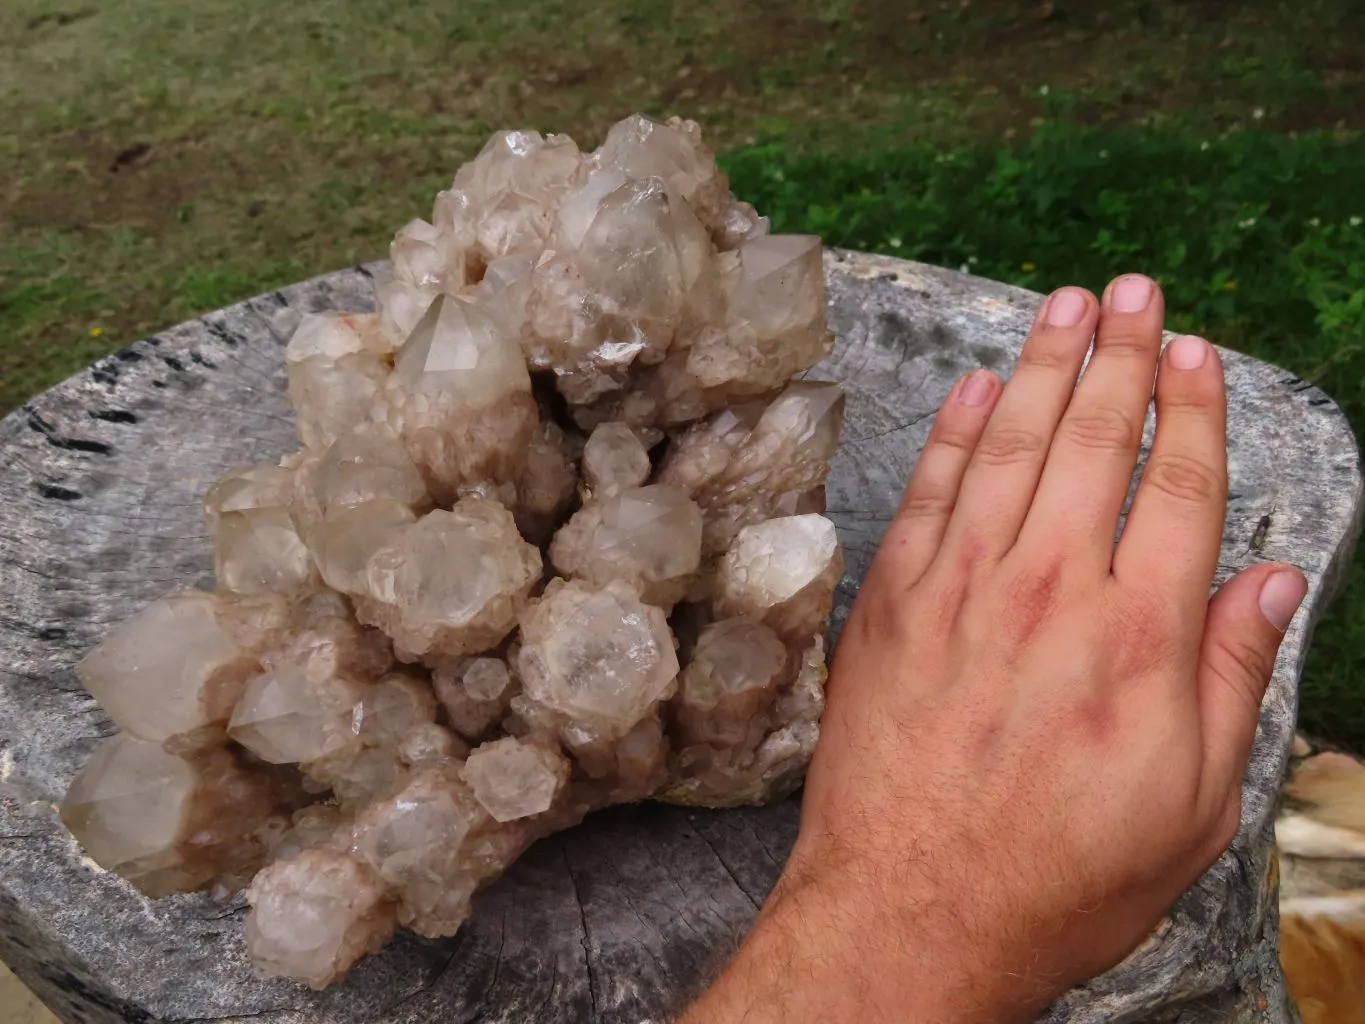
[215,506,315,597]
[203,463,295,531]
[345,769,484,937]
[60,736,282,897]
[582,422,651,499]
[714,514,842,644]
[310,428,429,520]
[398,723,467,766]
[227,611,389,765]
[385,294,537,501]
[517,578,679,736]
[357,500,542,664]
[76,591,265,750]
[357,673,438,748]
[288,352,389,450]
[375,277,436,349]
[660,383,845,554]
[434,657,516,742]
[675,618,788,748]
[391,218,468,293]
[461,737,569,822]
[309,499,418,596]
[285,312,389,364]
[244,850,398,989]
[514,418,580,541]
[686,235,831,395]
[549,485,703,606]
[228,664,368,766]
[595,115,730,237]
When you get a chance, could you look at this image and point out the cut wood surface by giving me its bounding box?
[0,252,1359,1023]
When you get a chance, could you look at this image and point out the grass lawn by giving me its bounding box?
[2,0,1363,745]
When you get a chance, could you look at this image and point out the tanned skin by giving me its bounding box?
[682,274,1308,1024]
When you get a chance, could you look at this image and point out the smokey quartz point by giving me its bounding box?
[60,113,845,987]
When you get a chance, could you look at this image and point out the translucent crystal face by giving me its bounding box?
[394,294,531,400]
[59,734,198,877]
[518,579,680,733]
[63,113,846,989]
[462,737,567,822]
[76,591,259,747]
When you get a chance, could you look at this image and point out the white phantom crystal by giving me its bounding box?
[357,499,541,663]
[549,484,703,606]
[63,113,848,989]
[582,422,652,498]
[715,514,843,643]
[462,737,569,822]
[245,850,398,989]
[518,578,680,735]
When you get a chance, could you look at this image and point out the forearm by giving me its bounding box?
[680,865,1042,1024]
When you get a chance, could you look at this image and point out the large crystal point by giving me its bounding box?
[518,578,679,736]
[60,736,283,896]
[385,294,537,501]
[549,484,703,606]
[245,850,398,988]
[77,591,269,750]
[357,499,542,664]
[688,235,832,394]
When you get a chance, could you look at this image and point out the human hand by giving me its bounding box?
[683,275,1307,1023]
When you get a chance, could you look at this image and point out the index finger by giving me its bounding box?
[1111,334,1228,620]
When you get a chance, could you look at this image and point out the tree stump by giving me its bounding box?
[0,251,1359,1023]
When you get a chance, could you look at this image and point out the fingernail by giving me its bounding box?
[1167,335,1209,370]
[1258,570,1307,632]
[959,370,994,407]
[1046,289,1087,327]
[1110,275,1153,312]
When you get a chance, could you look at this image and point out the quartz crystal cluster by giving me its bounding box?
[60,114,845,988]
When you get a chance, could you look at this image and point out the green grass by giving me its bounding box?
[1,0,1363,746]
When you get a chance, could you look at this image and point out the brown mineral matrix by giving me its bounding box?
[60,112,847,987]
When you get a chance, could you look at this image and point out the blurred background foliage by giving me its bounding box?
[2,0,1362,746]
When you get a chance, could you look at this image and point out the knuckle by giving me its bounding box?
[1016,338,1077,372]
[898,487,954,521]
[1208,634,1274,710]
[1144,453,1223,507]
[973,426,1046,467]
[999,560,1065,645]
[1098,323,1160,357]
[1061,406,1141,453]
[928,422,979,455]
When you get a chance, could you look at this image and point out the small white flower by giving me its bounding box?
[888,237,902,248]
[959,263,971,274]
[1309,217,1321,227]
[1253,107,1265,120]
[1238,218,1257,229]
[1099,149,1109,159]
[1039,84,1050,96]
[1200,140,1211,151]
[968,256,979,265]
[1352,216,1363,227]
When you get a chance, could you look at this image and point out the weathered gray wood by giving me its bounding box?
[0,251,1358,1023]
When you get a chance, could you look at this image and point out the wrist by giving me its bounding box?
[684,851,1044,1024]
